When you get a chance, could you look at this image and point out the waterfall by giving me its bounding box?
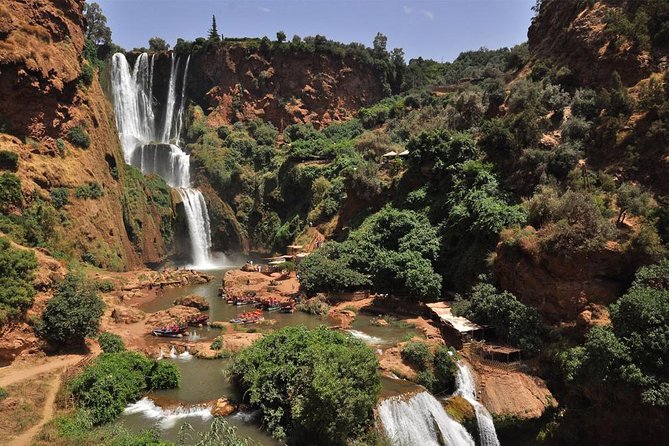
[110,52,216,268]
[455,362,501,446]
[124,397,212,430]
[378,391,475,446]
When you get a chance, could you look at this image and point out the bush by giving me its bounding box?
[0,237,37,324]
[50,187,69,209]
[97,332,125,353]
[232,326,380,443]
[67,126,91,149]
[0,150,18,171]
[461,282,543,355]
[37,272,105,346]
[433,345,459,393]
[70,351,180,425]
[75,182,103,199]
[298,250,370,294]
[96,279,115,292]
[79,62,95,87]
[401,341,433,369]
[0,172,23,212]
[0,387,6,400]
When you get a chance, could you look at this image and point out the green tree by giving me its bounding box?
[372,32,388,58]
[276,30,286,43]
[0,237,37,324]
[148,36,169,52]
[83,2,112,45]
[208,15,220,41]
[616,182,652,224]
[0,172,23,212]
[232,326,380,444]
[38,272,105,346]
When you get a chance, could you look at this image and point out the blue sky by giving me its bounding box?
[96,0,535,62]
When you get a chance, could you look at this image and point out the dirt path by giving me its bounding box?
[0,354,83,388]
[10,374,62,446]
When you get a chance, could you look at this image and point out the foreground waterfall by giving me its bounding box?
[456,362,501,446]
[378,391,475,446]
[111,52,214,267]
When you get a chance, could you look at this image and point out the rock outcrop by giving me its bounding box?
[0,0,176,270]
[173,294,210,311]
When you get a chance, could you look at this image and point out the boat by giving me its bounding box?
[257,299,281,312]
[230,309,264,325]
[152,323,188,338]
[280,302,295,313]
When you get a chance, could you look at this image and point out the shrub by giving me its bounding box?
[70,351,180,425]
[97,332,125,353]
[56,138,66,157]
[232,326,380,443]
[37,272,105,346]
[461,282,543,355]
[0,237,37,324]
[50,187,69,209]
[67,126,91,149]
[0,172,23,212]
[0,150,18,171]
[433,345,459,393]
[75,182,103,199]
[79,62,95,87]
[401,341,433,369]
[96,279,115,292]
[0,387,6,400]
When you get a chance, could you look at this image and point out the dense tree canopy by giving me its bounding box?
[231,326,380,444]
[83,2,112,45]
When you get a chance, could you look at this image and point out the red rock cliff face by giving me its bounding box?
[184,45,386,130]
[0,0,172,269]
[528,0,660,87]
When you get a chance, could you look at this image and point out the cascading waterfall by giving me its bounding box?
[378,391,475,446]
[111,52,214,267]
[455,362,501,446]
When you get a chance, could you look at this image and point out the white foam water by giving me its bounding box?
[347,329,384,345]
[378,391,475,446]
[124,397,212,430]
[110,52,220,268]
[455,362,501,446]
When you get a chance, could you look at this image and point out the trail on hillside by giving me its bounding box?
[0,354,83,388]
[10,374,62,446]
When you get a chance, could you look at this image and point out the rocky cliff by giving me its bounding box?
[0,0,174,269]
[147,43,387,131]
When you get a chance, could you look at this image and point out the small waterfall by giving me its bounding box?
[455,362,501,446]
[177,347,193,360]
[110,52,216,268]
[124,397,212,430]
[157,347,165,360]
[169,346,177,359]
[378,391,475,446]
[347,329,384,346]
[178,187,213,268]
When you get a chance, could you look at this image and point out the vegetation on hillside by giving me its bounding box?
[0,237,37,324]
[231,326,380,444]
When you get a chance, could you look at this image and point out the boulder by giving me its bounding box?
[173,294,210,311]
[328,308,356,328]
[211,397,237,417]
[145,306,201,328]
[111,306,145,324]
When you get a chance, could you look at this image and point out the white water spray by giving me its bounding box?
[347,329,384,346]
[169,346,177,359]
[378,391,475,446]
[110,52,216,268]
[455,362,501,446]
[124,397,212,430]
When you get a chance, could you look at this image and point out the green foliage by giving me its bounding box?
[67,126,91,149]
[358,96,404,128]
[460,282,543,354]
[401,341,432,368]
[433,345,459,393]
[50,187,69,209]
[37,272,105,346]
[79,62,95,87]
[231,326,380,444]
[97,332,125,353]
[0,172,23,212]
[148,36,169,52]
[0,387,6,400]
[616,182,652,224]
[70,351,180,425]
[298,251,370,294]
[559,258,669,407]
[97,279,115,292]
[75,182,103,199]
[0,150,18,171]
[0,237,37,324]
[83,3,112,45]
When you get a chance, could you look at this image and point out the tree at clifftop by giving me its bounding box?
[83,2,112,45]
[208,15,221,41]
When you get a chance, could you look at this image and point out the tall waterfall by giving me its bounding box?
[378,391,475,446]
[455,362,501,446]
[110,52,214,268]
